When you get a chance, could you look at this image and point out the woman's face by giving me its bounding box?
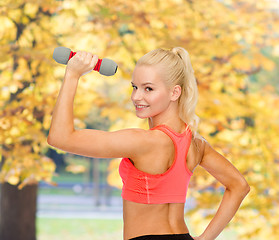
[131,65,173,119]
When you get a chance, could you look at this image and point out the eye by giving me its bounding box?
[131,85,137,90]
[146,87,153,92]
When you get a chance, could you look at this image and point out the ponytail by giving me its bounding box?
[171,47,201,140]
[137,47,202,140]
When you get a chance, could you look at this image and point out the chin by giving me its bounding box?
[135,111,151,119]
[136,114,149,119]
[135,109,160,119]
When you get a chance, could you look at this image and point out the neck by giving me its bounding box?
[148,102,185,133]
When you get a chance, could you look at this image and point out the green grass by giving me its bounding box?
[37,218,238,240]
[52,171,86,183]
[37,218,123,240]
[38,187,78,196]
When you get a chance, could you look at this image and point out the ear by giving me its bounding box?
[170,85,181,101]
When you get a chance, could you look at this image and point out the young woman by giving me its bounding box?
[48,47,250,240]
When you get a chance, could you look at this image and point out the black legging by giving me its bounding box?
[129,233,194,240]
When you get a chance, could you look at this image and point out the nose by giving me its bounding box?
[131,88,143,102]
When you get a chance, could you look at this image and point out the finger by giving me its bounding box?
[89,55,99,69]
[76,51,87,61]
[86,52,93,59]
[84,52,94,65]
[82,51,89,62]
[69,51,80,63]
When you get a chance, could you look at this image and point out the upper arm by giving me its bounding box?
[47,128,152,159]
[187,137,206,172]
[200,141,249,191]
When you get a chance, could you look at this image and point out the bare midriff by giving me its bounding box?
[123,200,189,240]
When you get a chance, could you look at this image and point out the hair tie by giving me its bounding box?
[171,47,194,73]
[171,48,183,60]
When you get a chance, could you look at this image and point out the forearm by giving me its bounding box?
[48,72,79,144]
[200,187,249,240]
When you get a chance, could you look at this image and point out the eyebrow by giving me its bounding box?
[131,82,154,86]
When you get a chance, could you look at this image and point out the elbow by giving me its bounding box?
[240,181,250,197]
[47,134,57,147]
[47,125,74,147]
[47,135,65,150]
[47,132,63,148]
[227,178,250,198]
[240,175,250,195]
[242,181,251,196]
[47,131,73,151]
[232,179,250,198]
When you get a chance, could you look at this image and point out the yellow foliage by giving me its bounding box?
[66,164,86,174]
[107,158,122,189]
[7,175,20,186]
[24,3,39,18]
[230,54,252,70]
[0,16,16,43]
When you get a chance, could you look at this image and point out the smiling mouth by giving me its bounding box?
[135,105,149,109]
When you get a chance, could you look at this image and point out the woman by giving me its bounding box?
[48,47,250,240]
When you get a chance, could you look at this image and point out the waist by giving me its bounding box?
[123,200,189,240]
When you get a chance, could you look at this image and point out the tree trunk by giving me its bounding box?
[0,182,38,240]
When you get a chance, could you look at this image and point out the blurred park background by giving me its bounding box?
[0,0,279,239]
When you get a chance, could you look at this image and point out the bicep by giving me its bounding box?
[200,142,248,190]
[48,128,149,159]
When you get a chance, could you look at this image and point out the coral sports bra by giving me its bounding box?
[119,124,192,204]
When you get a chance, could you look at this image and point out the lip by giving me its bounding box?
[135,104,149,110]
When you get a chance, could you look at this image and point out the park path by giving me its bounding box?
[37,193,196,219]
[37,194,123,219]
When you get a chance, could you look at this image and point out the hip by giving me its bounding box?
[129,233,194,240]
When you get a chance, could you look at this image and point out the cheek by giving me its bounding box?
[150,91,170,106]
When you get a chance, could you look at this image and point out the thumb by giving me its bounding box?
[81,54,98,76]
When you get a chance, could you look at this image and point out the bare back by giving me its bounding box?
[122,128,204,240]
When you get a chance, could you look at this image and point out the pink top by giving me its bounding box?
[119,124,193,204]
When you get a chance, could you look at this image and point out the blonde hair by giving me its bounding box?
[136,47,202,140]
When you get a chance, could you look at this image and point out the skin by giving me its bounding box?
[48,51,250,240]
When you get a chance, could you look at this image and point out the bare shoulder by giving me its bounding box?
[129,128,177,174]
[111,127,162,155]
[187,135,207,172]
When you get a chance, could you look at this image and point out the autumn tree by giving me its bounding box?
[0,1,91,239]
[0,1,125,239]
[0,1,61,239]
